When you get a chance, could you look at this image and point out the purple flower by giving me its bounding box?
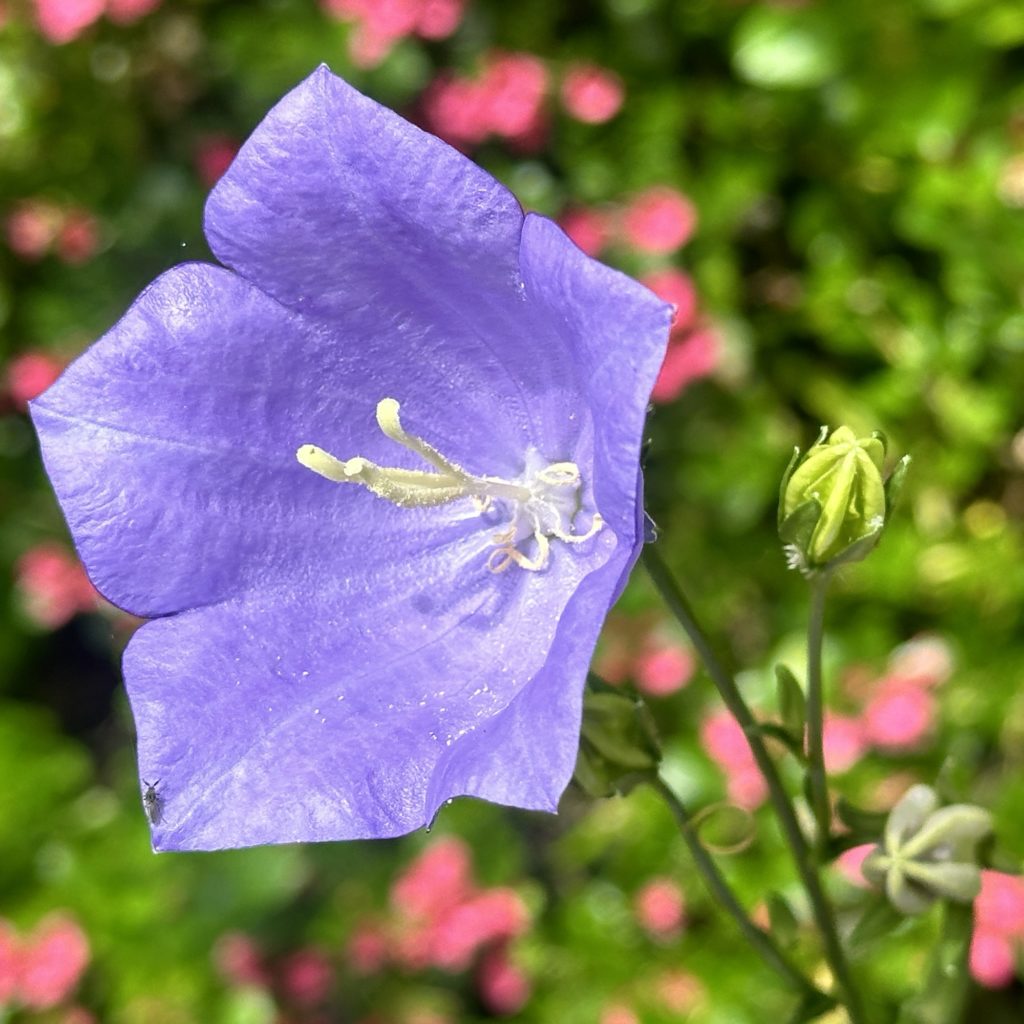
[30,67,671,850]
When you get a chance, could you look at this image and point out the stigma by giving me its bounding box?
[297,398,603,573]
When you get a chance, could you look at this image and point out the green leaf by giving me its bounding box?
[848,895,906,955]
[775,663,807,737]
[765,891,801,948]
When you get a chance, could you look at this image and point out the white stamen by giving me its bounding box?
[297,398,603,572]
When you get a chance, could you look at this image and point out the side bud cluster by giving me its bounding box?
[863,784,993,916]
[778,426,909,576]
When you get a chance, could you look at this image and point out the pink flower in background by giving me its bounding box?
[622,186,697,254]
[16,543,99,629]
[422,51,549,149]
[969,871,1024,988]
[821,713,867,773]
[55,209,99,265]
[391,836,474,920]
[105,0,160,23]
[323,0,466,68]
[32,0,159,42]
[650,327,718,403]
[558,207,611,258]
[194,135,240,188]
[834,843,874,887]
[600,1005,640,1024]
[14,915,90,1011]
[376,836,531,975]
[478,52,549,142]
[560,63,624,124]
[347,922,390,975]
[887,635,953,688]
[700,709,767,809]
[655,969,705,1014]
[970,929,1016,989]
[642,269,698,333]
[634,877,686,938]
[0,922,18,1005]
[633,641,694,696]
[477,945,530,1016]
[32,0,103,43]
[279,948,333,1007]
[976,871,1024,939]
[6,352,64,409]
[6,200,64,259]
[213,932,270,988]
[862,680,935,751]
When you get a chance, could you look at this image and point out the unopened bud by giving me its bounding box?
[779,426,908,575]
[862,784,993,915]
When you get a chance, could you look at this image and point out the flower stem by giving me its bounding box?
[649,775,829,1005]
[806,572,833,858]
[641,544,867,1024]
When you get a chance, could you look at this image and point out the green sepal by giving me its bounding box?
[847,894,907,955]
[787,988,839,1024]
[777,445,804,531]
[573,676,661,799]
[749,721,806,762]
[884,454,911,514]
[835,797,888,841]
[775,663,807,738]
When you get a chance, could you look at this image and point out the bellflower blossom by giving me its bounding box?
[31,66,671,851]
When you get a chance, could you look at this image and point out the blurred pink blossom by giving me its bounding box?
[700,709,767,809]
[213,931,270,988]
[655,969,705,1014]
[0,922,18,1005]
[55,209,99,265]
[622,186,697,254]
[105,0,160,23]
[16,915,90,1010]
[632,642,694,697]
[323,0,466,68]
[347,921,390,975]
[391,835,474,919]
[429,889,529,971]
[6,352,64,409]
[970,929,1017,989]
[821,713,867,774]
[834,843,874,888]
[16,543,99,629]
[634,877,685,938]
[600,1005,640,1024]
[641,268,698,333]
[476,945,530,1016]
[279,948,333,1007]
[6,200,64,259]
[33,0,104,43]
[558,207,611,258]
[560,63,624,124]
[976,870,1024,938]
[887,635,953,688]
[862,680,935,751]
[422,52,549,149]
[650,327,718,404]
[195,135,240,188]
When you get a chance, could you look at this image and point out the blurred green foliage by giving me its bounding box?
[1,1,1023,1022]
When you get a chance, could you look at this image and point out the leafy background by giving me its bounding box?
[1,0,1023,1021]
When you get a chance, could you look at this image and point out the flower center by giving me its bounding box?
[296,398,603,573]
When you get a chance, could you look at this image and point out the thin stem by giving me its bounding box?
[806,573,833,858]
[649,776,828,1004]
[642,545,868,1024]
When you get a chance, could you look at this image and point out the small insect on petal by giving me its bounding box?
[142,778,163,825]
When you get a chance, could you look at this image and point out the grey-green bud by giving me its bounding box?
[779,426,909,575]
[862,784,993,916]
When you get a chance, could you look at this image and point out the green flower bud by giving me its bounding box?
[779,426,909,575]
[573,678,661,798]
[862,784,993,916]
